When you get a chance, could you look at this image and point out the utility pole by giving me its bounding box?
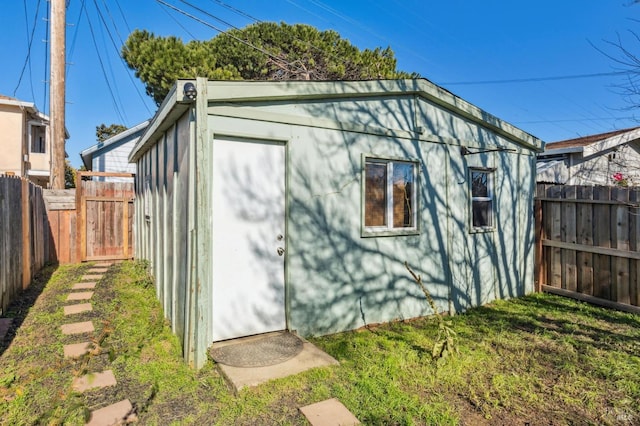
[50,0,66,189]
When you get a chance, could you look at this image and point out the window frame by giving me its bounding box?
[468,167,496,233]
[29,123,47,154]
[361,154,420,237]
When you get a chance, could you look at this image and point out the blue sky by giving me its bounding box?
[1,0,639,167]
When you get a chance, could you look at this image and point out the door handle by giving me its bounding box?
[277,247,285,256]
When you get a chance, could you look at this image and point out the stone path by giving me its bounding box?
[299,398,360,425]
[61,263,136,426]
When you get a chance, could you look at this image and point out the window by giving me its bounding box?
[30,125,46,153]
[364,157,418,235]
[470,168,494,230]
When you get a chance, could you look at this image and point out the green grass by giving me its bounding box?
[1,261,639,425]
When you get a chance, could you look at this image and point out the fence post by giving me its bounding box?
[535,198,545,292]
[21,178,31,290]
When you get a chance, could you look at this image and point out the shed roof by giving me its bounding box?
[130,79,545,163]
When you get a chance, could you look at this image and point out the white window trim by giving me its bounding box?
[28,121,47,154]
[362,155,420,237]
[469,167,496,233]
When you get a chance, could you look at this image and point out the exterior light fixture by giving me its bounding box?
[183,82,197,101]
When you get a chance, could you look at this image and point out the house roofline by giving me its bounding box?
[538,146,584,157]
[81,120,150,169]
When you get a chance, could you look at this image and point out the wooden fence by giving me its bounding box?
[45,189,79,264]
[0,176,51,316]
[535,184,640,313]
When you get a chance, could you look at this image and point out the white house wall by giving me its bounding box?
[92,139,137,180]
[568,142,640,185]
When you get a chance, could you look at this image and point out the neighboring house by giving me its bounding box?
[129,78,544,368]
[537,126,640,185]
[0,94,54,187]
[80,120,149,181]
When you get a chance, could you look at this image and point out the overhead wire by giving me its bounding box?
[156,0,306,75]
[92,0,152,115]
[67,0,86,77]
[83,2,127,123]
[439,71,630,86]
[114,0,131,35]
[159,3,197,38]
[13,0,42,99]
[42,0,50,114]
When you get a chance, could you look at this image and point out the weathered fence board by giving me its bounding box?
[0,176,51,315]
[536,184,640,310]
[76,172,134,262]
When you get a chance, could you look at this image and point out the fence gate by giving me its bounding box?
[77,172,135,262]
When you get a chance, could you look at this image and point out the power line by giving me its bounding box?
[91,0,152,115]
[159,4,197,38]
[83,2,127,123]
[67,0,86,76]
[42,0,50,114]
[514,116,637,124]
[14,0,42,98]
[156,0,304,74]
[439,71,629,86]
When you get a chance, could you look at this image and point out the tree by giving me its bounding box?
[122,22,418,105]
[64,160,77,188]
[96,123,128,143]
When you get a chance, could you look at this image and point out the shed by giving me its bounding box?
[129,78,544,368]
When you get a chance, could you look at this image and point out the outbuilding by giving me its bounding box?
[129,78,544,368]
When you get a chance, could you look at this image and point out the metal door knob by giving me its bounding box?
[277,247,285,256]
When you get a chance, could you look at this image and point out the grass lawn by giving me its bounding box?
[1,261,639,425]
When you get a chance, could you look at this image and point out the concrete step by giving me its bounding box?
[81,274,103,281]
[61,321,94,335]
[63,342,92,358]
[66,292,94,301]
[72,370,117,393]
[73,282,97,290]
[64,303,92,316]
[86,399,137,426]
[299,398,360,426]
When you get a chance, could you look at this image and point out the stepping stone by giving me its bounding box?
[87,399,137,426]
[64,303,92,316]
[72,369,117,393]
[300,398,360,426]
[93,262,113,267]
[81,274,103,281]
[0,318,13,341]
[61,321,94,335]
[66,291,93,301]
[63,342,92,358]
[72,282,96,290]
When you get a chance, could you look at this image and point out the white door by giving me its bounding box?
[211,138,286,341]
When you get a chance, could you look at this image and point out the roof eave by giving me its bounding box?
[129,84,186,163]
[204,79,544,152]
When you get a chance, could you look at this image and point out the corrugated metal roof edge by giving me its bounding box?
[129,78,544,163]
